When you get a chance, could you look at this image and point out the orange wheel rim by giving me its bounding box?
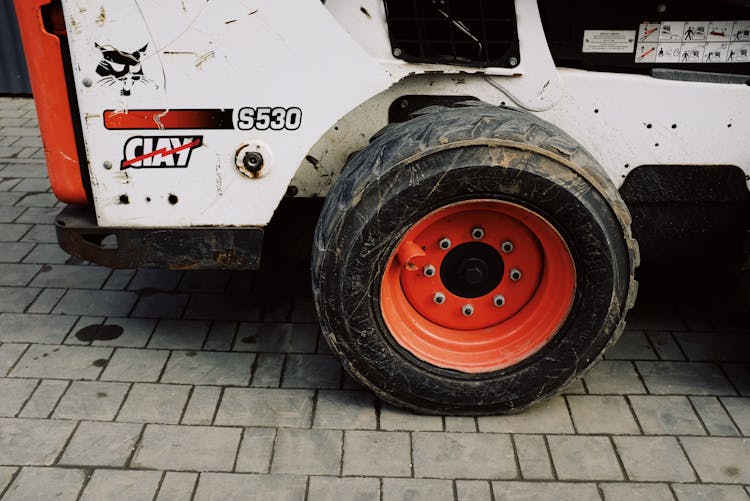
[380,200,576,373]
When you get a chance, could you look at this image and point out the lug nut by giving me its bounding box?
[423,265,436,277]
[509,268,522,281]
[438,237,452,250]
[471,227,484,240]
[501,241,514,253]
[433,292,446,305]
[462,304,474,317]
[493,295,506,307]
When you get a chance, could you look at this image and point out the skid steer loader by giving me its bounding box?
[15,0,750,413]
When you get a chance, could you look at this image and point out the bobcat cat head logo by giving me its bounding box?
[95,43,149,96]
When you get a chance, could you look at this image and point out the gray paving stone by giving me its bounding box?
[182,386,221,425]
[30,264,110,289]
[117,383,190,424]
[492,481,601,501]
[648,331,685,360]
[103,269,136,290]
[53,381,129,421]
[691,396,740,436]
[599,483,674,501]
[281,354,341,389]
[156,472,198,501]
[14,207,57,224]
[128,268,183,292]
[11,344,111,379]
[0,223,30,242]
[0,206,24,223]
[194,473,306,501]
[53,289,138,317]
[548,435,623,481]
[0,287,39,312]
[0,467,15,495]
[263,295,292,322]
[724,364,750,396]
[133,424,241,472]
[604,330,658,360]
[63,317,105,346]
[234,427,276,473]
[20,224,56,243]
[161,351,254,385]
[456,481,492,501]
[567,395,640,434]
[101,348,169,382]
[381,403,444,431]
[672,483,750,501]
[26,288,65,313]
[675,332,750,363]
[234,323,318,353]
[0,177,21,191]
[79,469,162,501]
[413,432,516,479]
[215,388,314,428]
[343,431,412,477]
[721,397,750,435]
[2,467,85,501]
[22,244,74,265]
[91,317,158,348]
[583,361,647,394]
[178,270,232,292]
[0,263,40,286]
[0,379,37,417]
[513,434,554,480]
[290,296,317,322]
[313,390,377,430]
[15,193,56,207]
[636,361,736,396]
[445,416,477,432]
[251,353,284,387]
[560,377,587,395]
[478,397,574,434]
[184,293,262,322]
[0,189,23,203]
[147,320,210,350]
[0,343,28,376]
[681,437,750,483]
[59,421,142,467]
[17,379,68,418]
[613,436,695,482]
[627,304,685,331]
[382,478,453,501]
[0,313,77,343]
[629,395,705,435]
[0,418,76,465]
[308,476,381,501]
[203,321,237,351]
[0,242,33,262]
[132,293,189,319]
[271,428,342,475]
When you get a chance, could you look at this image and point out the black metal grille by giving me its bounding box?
[383,0,519,68]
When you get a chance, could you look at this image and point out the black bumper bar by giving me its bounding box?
[55,205,263,270]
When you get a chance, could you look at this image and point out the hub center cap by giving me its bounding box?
[441,242,503,298]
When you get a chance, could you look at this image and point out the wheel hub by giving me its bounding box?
[441,242,504,298]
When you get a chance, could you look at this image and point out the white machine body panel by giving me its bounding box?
[60,0,750,227]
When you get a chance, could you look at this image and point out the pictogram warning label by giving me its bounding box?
[582,30,636,53]
[636,20,750,63]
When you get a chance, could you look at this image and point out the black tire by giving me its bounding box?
[312,103,638,414]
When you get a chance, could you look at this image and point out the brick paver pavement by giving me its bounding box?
[0,96,749,500]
